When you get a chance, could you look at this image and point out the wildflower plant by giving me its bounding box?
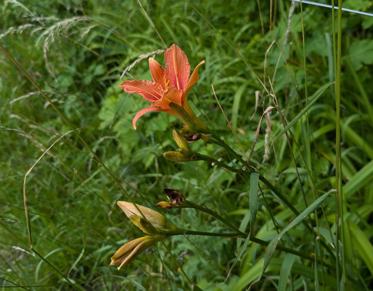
[111,44,336,283]
[1,0,372,288]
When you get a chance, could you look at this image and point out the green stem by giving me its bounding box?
[182,198,321,263]
[172,200,335,268]
[201,135,336,260]
[334,0,345,288]
[258,175,300,215]
[170,199,314,261]
[169,103,207,132]
[169,229,240,237]
[259,175,335,259]
[209,134,256,171]
[209,135,242,161]
[182,200,244,235]
[166,229,330,267]
[194,153,242,173]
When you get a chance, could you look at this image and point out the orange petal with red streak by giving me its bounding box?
[164,44,190,91]
[149,58,166,87]
[132,107,160,129]
[121,80,162,102]
[184,60,205,96]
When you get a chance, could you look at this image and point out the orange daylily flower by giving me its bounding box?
[121,44,205,129]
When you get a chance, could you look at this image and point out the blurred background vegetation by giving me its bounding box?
[1,0,372,289]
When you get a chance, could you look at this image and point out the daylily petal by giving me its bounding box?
[132,107,160,129]
[111,236,156,269]
[165,44,190,91]
[155,87,183,109]
[111,237,146,264]
[117,238,148,268]
[184,60,205,96]
[117,201,167,230]
[121,80,163,102]
[149,58,166,87]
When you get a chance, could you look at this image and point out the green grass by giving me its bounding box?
[1,0,373,290]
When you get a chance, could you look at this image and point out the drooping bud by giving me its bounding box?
[111,235,162,269]
[172,129,190,151]
[117,201,174,233]
[157,201,173,209]
[163,151,192,162]
[129,215,158,234]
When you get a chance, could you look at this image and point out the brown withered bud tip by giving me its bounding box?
[163,188,185,205]
[184,133,201,142]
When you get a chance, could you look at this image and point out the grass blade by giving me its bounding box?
[263,190,332,272]
[231,84,246,131]
[348,222,373,275]
[249,173,259,235]
[278,254,296,291]
[273,82,332,141]
[344,159,373,198]
[232,258,264,291]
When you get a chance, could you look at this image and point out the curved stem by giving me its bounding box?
[201,135,337,260]
[182,200,245,235]
[165,229,330,267]
[169,229,240,237]
[209,135,243,161]
[209,134,256,171]
[169,103,208,132]
[258,175,300,215]
[194,153,242,173]
[258,174,335,259]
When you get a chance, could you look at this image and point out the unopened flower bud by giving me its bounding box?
[130,215,158,234]
[163,151,192,162]
[164,188,185,205]
[172,129,190,151]
[117,201,175,233]
[111,235,162,269]
[157,201,173,209]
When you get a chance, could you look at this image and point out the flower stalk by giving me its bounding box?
[163,229,331,267]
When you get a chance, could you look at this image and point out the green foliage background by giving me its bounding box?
[0,0,372,289]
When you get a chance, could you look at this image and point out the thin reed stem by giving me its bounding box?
[181,200,245,235]
[334,0,346,288]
